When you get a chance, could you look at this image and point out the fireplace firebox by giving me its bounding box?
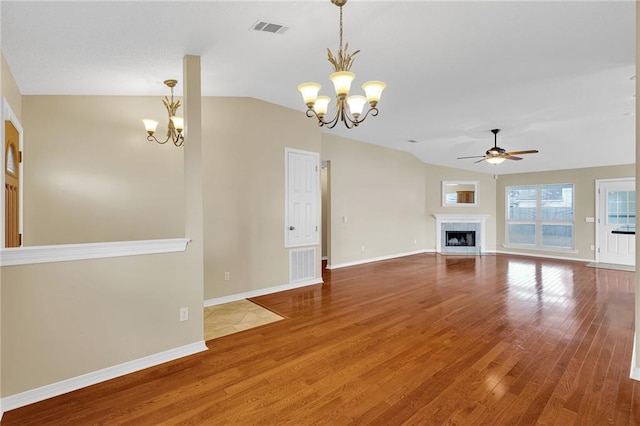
[445,231,476,247]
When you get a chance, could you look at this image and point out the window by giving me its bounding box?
[507,184,574,250]
[607,190,635,225]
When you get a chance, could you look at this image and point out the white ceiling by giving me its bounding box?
[1,0,635,174]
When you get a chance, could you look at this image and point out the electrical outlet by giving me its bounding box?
[224,272,230,281]
[361,245,365,252]
[179,307,189,322]
[590,245,595,251]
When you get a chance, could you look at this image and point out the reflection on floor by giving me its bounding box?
[586,262,635,272]
[204,299,285,341]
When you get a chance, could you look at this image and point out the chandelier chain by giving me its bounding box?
[339,5,343,53]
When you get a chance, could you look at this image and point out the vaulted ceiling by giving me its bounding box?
[1,1,635,174]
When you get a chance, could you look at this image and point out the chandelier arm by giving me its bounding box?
[147,134,170,145]
[350,106,379,124]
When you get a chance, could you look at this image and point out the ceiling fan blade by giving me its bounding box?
[457,155,487,159]
[505,150,538,156]
[504,155,523,161]
[474,158,488,163]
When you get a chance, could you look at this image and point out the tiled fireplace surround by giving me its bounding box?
[433,214,490,254]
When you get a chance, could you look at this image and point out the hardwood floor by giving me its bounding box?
[3,253,639,425]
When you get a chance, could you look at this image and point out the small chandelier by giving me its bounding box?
[297,0,386,129]
[142,79,185,146]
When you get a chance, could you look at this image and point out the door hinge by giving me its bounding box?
[19,233,22,246]
[316,226,318,232]
[19,151,23,163]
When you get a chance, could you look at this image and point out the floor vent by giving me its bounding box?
[290,247,316,282]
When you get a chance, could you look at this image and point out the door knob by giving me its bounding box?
[289,226,295,231]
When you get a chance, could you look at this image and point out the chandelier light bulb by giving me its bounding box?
[346,95,367,118]
[143,119,159,136]
[329,71,355,97]
[298,82,322,107]
[170,116,184,133]
[362,81,387,107]
[314,96,331,117]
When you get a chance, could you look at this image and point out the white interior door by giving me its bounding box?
[597,178,635,265]
[285,148,319,247]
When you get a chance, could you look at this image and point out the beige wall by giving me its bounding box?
[202,97,322,300]
[496,164,635,260]
[322,135,496,266]
[22,96,184,245]
[425,163,497,251]
[1,252,203,396]
[322,134,429,266]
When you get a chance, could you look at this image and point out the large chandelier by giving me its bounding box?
[142,79,185,146]
[297,0,386,129]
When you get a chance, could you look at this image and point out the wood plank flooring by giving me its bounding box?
[3,253,639,425]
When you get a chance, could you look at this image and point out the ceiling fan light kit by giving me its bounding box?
[457,128,538,165]
[297,0,386,129]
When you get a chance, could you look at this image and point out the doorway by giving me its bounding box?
[596,178,635,266]
[4,119,21,247]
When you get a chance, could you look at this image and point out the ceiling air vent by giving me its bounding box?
[251,20,289,35]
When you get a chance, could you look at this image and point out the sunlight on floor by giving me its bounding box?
[204,299,284,341]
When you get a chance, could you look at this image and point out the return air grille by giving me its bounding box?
[251,20,289,35]
[290,247,315,282]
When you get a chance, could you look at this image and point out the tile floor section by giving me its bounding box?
[204,299,285,341]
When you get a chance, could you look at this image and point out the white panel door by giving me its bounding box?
[597,178,635,265]
[285,148,319,247]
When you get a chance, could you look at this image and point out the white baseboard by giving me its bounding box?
[494,249,592,263]
[204,278,324,307]
[327,249,433,270]
[631,334,640,381]
[1,341,207,413]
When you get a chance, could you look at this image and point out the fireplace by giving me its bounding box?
[446,231,476,247]
[433,214,490,255]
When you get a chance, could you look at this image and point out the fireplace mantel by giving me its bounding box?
[433,214,490,254]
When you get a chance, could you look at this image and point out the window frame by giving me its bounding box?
[505,183,575,251]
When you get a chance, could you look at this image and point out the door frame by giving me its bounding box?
[1,98,24,248]
[595,177,635,264]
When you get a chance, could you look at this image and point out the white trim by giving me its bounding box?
[204,277,323,307]
[495,249,591,263]
[433,214,490,254]
[1,341,207,413]
[0,238,190,266]
[631,334,640,381]
[326,249,433,270]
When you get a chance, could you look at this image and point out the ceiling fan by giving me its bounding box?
[457,129,538,164]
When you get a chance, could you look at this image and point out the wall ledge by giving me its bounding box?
[0,238,190,266]
[1,340,207,413]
